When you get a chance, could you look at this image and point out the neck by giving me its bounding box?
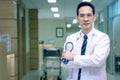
[82,27,92,34]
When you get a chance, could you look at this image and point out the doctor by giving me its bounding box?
[62,2,110,80]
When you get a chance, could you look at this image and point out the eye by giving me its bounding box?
[87,14,92,17]
[79,14,84,17]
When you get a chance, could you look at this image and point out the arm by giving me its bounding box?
[61,50,81,68]
[62,35,110,68]
[74,35,110,68]
[61,35,82,68]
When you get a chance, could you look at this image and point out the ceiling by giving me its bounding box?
[21,0,114,26]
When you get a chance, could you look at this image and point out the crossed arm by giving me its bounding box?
[62,35,110,68]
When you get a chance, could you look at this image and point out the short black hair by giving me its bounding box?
[76,2,95,15]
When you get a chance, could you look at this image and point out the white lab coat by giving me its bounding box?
[61,27,110,80]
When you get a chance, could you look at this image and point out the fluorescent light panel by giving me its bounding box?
[78,25,81,28]
[72,19,77,24]
[82,0,92,2]
[53,13,60,17]
[67,24,71,28]
[51,7,58,12]
[48,0,56,3]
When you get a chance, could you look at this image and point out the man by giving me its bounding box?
[62,2,110,80]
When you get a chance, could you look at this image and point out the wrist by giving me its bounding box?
[71,54,74,61]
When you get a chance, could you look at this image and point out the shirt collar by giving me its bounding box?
[79,27,98,39]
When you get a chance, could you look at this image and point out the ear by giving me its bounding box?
[75,16,79,22]
[93,15,96,21]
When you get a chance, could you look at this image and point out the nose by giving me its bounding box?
[84,16,89,21]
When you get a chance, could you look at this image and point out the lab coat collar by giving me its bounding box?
[79,27,98,39]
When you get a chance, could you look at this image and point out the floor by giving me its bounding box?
[22,63,120,80]
[22,63,70,80]
[22,70,120,80]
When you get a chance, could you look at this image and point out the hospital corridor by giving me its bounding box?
[0,0,120,80]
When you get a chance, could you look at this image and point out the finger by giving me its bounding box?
[62,54,64,57]
[62,53,65,57]
[63,51,66,53]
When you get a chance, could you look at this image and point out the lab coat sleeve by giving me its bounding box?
[61,34,83,69]
[61,60,82,69]
[74,34,110,68]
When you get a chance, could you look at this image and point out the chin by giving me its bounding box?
[83,26,90,29]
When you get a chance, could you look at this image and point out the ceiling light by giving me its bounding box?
[72,19,77,24]
[78,25,81,28]
[67,24,71,28]
[48,0,56,3]
[82,0,92,2]
[51,7,58,12]
[53,14,60,17]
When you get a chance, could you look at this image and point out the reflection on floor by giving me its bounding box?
[22,67,69,80]
[22,66,120,80]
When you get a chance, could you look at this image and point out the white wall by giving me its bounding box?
[38,19,66,48]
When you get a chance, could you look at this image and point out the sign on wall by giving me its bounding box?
[0,34,11,52]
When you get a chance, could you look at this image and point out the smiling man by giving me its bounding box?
[62,2,110,80]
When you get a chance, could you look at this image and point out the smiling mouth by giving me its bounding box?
[83,23,89,26]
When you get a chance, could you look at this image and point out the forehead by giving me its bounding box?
[79,6,93,14]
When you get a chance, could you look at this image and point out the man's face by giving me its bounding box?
[76,6,96,31]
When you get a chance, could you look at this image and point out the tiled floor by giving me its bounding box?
[21,61,120,80]
[22,65,70,80]
[22,67,120,80]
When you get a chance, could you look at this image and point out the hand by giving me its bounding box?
[62,50,74,61]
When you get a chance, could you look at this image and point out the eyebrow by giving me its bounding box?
[79,12,93,15]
